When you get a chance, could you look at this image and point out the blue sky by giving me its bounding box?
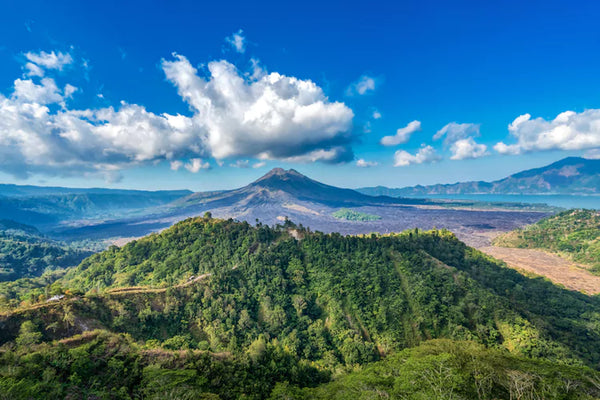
[0,0,599,191]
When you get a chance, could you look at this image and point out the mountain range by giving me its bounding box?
[48,167,548,247]
[358,157,600,196]
[0,185,192,226]
[3,159,587,248]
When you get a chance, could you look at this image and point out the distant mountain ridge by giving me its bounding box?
[358,157,600,196]
[1,167,550,246]
[0,183,191,198]
[0,185,193,226]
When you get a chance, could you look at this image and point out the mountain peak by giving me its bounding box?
[256,168,306,181]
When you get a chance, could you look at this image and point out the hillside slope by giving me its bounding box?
[493,209,600,273]
[359,157,600,196]
[2,217,600,398]
[0,220,91,282]
[278,340,600,399]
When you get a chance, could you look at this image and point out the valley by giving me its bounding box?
[44,168,552,248]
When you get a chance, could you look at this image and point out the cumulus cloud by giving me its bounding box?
[230,160,250,168]
[356,158,378,167]
[435,122,488,160]
[24,50,73,71]
[230,159,266,168]
[226,30,246,53]
[0,72,205,179]
[450,137,488,160]
[346,75,376,96]
[434,122,480,145]
[380,120,421,146]
[0,49,356,180]
[185,158,210,172]
[495,111,600,155]
[393,145,440,167]
[279,146,353,164]
[372,110,382,119]
[493,142,520,155]
[170,160,183,170]
[12,77,66,104]
[24,62,44,77]
[162,54,354,163]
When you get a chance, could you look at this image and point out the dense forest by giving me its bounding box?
[1,216,600,398]
[0,220,91,282]
[494,209,600,273]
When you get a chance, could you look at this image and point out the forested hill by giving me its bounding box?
[2,216,600,398]
[494,209,600,273]
[0,220,91,282]
[358,156,600,196]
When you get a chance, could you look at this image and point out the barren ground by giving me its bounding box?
[479,246,600,294]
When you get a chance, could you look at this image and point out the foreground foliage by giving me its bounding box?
[0,329,326,400]
[1,333,597,400]
[273,340,600,400]
[2,216,600,398]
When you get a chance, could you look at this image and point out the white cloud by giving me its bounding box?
[185,158,210,173]
[356,158,378,167]
[24,50,73,70]
[230,160,250,168]
[495,111,600,155]
[393,145,440,167]
[231,159,267,169]
[170,160,183,170]
[434,122,480,145]
[493,142,520,155]
[279,146,352,163]
[24,62,44,77]
[12,77,65,104]
[0,49,355,180]
[226,30,246,53]
[346,75,376,96]
[450,137,488,160]
[162,54,354,163]
[372,110,382,119]
[0,74,205,179]
[435,122,488,160]
[380,120,421,146]
[64,84,77,98]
